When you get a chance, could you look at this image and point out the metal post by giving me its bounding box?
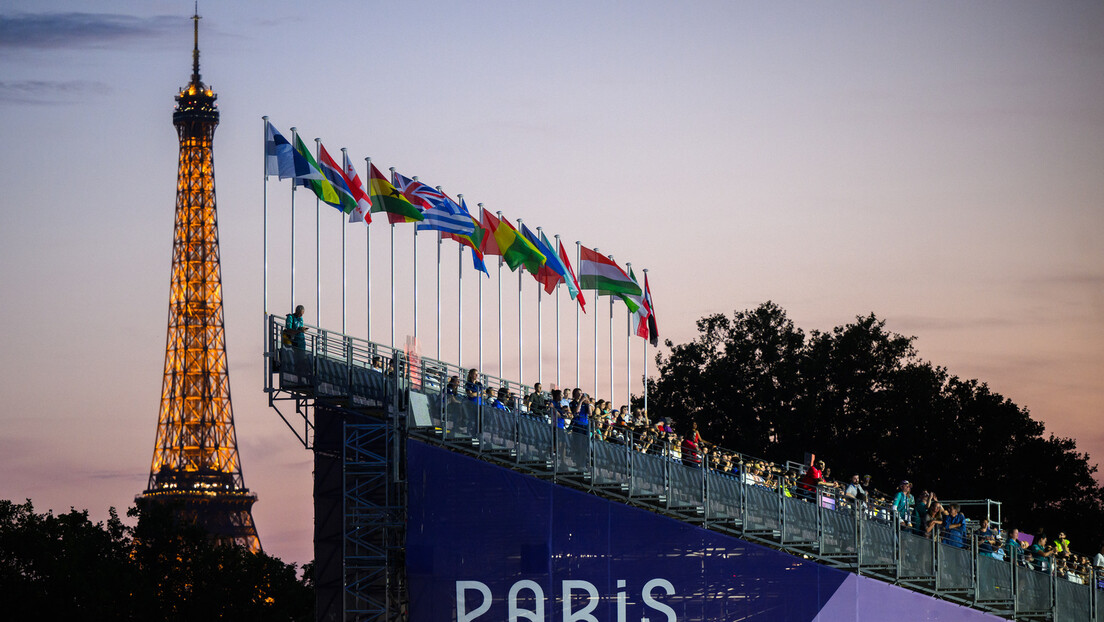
[314,138,322,329]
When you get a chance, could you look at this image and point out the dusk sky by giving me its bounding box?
[1,1,1101,566]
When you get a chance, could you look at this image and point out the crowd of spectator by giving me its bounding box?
[442,369,1104,590]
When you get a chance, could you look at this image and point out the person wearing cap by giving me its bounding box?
[893,481,914,528]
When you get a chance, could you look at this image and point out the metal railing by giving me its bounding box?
[265,315,1104,621]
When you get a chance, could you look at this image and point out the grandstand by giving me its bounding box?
[265,314,1103,622]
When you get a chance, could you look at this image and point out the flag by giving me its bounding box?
[520,224,564,294]
[367,163,424,223]
[643,271,658,346]
[341,153,373,224]
[479,208,503,257]
[492,215,546,274]
[264,121,319,181]
[557,239,586,313]
[264,120,294,178]
[578,245,641,312]
[316,142,358,214]
[293,134,342,208]
[627,267,650,339]
[391,171,475,236]
[442,198,488,275]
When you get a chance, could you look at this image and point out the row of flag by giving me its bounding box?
[264,119,659,346]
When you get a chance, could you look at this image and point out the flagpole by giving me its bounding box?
[262,116,269,392]
[364,157,373,342]
[554,234,562,389]
[410,172,419,347]
[290,127,299,311]
[262,116,269,317]
[340,149,349,335]
[576,240,581,391]
[478,204,485,374]
[497,210,504,381]
[536,226,544,386]
[593,247,599,397]
[516,217,525,386]
[314,138,322,329]
[457,194,465,367]
[625,262,632,410]
[608,255,615,403]
[390,220,395,349]
[435,186,445,361]
[642,268,649,416]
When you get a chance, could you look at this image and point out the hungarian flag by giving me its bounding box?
[557,239,586,313]
[578,245,641,312]
[367,163,423,223]
[341,153,373,224]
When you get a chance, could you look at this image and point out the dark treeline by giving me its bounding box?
[644,301,1104,552]
[0,500,312,621]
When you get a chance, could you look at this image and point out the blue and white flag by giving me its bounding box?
[392,171,476,236]
[264,120,296,179]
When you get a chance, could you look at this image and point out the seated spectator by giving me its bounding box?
[464,369,484,403]
[976,518,999,556]
[941,504,967,548]
[1029,535,1054,572]
[1005,529,1027,564]
[445,376,459,399]
[492,387,511,412]
[893,481,914,527]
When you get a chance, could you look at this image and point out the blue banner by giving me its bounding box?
[406,440,1001,622]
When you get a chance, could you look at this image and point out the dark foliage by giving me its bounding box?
[0,499,313,621]
[644,301,1104,552]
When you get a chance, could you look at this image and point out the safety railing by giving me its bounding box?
[265,315,1104,621]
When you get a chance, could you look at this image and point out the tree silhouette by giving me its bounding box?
[645,302,1104,551]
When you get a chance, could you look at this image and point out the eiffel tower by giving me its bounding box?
[136,10,260,553]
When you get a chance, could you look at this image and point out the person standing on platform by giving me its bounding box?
[285,305,307,349]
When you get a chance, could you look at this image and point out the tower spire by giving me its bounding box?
[191,2,202,87]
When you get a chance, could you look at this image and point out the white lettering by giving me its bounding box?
[508,579,545,622]
[616,579,627,622]
[562,580,600,622]
[642,578,676,622]
[457,581,492,622]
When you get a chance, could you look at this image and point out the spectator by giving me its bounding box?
[464,369,484,403]
[1005,529,1026,563]
[284,305,307,349]
[893,481,914,527]
[942,504,967,548]
[493,387,511,412]
[1029,535,1054,572]
[844,474,867,503]
[681,431,702,468]
[976,518,999,557]
[1094,544,1104,571]
[525,382,547,416]
[445,376,460,402]
[798,460,826,499]
[1053,532,1071,559]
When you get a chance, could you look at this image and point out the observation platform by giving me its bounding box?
[264,314,1103,622]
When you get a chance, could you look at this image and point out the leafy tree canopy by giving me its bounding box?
[645,302,1104,551]
[0,499,313,621]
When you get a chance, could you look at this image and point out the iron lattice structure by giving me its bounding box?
[137,14,260,553]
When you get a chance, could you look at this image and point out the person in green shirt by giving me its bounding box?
[285,305,306,349]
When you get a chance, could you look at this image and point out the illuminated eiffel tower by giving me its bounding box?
[136,10,261,553]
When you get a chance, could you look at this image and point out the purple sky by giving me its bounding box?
[1,1,1101,566]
